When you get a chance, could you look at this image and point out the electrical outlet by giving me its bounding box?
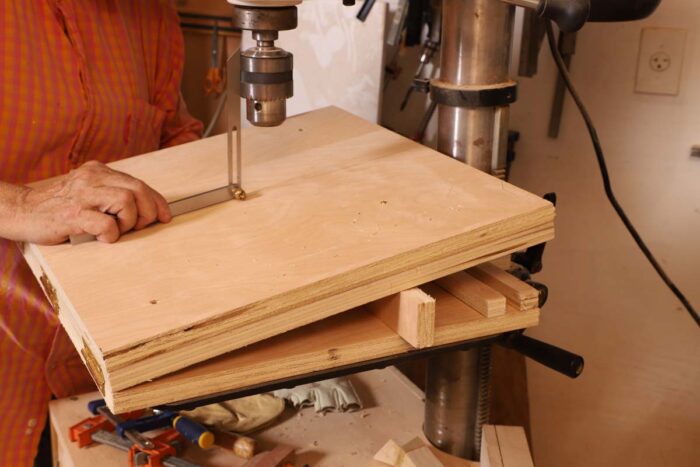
[635,27,687,96]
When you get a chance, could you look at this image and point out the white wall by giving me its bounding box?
[243,1,388,123]
[508,1,700,465]
[379,1,700,465]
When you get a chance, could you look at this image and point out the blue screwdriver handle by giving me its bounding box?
[172,414,214,449]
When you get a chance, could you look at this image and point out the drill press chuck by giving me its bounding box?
[231,5,298,127]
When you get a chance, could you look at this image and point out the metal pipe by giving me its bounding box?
[424,350,480,457]
[426,0,516,460]
[435,0,514,171]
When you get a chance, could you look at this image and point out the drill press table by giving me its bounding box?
[107,280,539,413]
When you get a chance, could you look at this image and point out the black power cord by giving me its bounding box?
[545,21,699,328]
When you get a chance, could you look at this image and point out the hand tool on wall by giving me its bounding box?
[204,22,225,96]
[386,0,409,47]
[356,0,376,22]
[547,31,577,138]
[404,0,431,47]
[517,8,546,78]
[401,0,441,111]
[412,100,437,143]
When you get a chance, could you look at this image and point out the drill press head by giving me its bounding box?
[229,1,300,127]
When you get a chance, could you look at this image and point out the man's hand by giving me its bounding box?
[10,161,171,244]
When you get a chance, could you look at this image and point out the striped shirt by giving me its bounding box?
[0,1,202,464]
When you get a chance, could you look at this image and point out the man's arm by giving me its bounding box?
[0,161,171,245]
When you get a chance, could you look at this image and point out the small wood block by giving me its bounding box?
[468,263,539,311]
[242,444,294,467]
[214,430,256,459]
[481,425,503,467]
[373,436,425,465]
[436,271,506,317]
[368,288,435,349]
[403,446,445,467]
[374,439,406,465]
[481,425,534,467]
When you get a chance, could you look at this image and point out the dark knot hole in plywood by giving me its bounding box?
[39,269,60,314]
[81,339,106,394]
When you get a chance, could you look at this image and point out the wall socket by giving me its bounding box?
[635,27,687,96]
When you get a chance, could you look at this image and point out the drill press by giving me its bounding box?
[224,0,659,460]
[225,0,586,461]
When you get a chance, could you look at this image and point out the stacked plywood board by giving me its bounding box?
[21,107,554,410]
[109,278,540,412]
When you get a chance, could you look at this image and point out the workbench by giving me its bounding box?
[50,367,477,467]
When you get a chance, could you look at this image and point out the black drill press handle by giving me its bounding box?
[501,332,584,378]
[536,0,591,32]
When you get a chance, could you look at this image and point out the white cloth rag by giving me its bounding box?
[273,377,362,413]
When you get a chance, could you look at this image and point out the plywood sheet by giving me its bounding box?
[108,284,539,413]
[22,107,554,394]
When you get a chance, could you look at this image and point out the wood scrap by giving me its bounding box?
[481,425,503,467]
[23,106,554,403]
[374,436,444,467]
[480,425,534,467]
[436,271,506,317]
[368,288,435,348]
[468,263,539,311]
[374,436,425,465]
[213,430,256,459]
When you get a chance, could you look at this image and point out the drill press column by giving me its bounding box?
[425,0,516,460]
[432,0,515,173]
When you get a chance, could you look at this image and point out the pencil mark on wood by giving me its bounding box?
[328,348,340,361]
